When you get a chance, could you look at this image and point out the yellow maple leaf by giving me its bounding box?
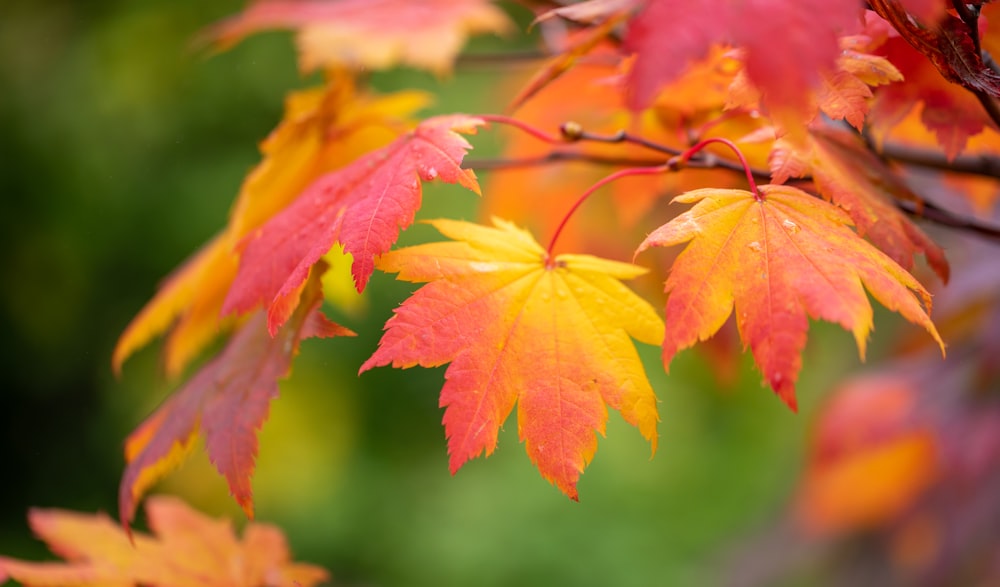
[361,218,664,499]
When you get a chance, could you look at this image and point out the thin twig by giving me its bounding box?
[897,200,1000,241]
[880,142,1000,178]
[465,150,774,179]
[465,152,667,169]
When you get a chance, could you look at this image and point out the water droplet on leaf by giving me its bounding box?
[747,241,762,252]
[782,219,799,233]
[426,167,438,180]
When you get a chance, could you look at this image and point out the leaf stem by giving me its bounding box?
[478,113,564,144]
[546,165,668,260]
[675,137,762,201]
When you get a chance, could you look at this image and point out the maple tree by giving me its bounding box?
[5,0,1000,584]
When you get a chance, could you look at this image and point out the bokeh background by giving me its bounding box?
[2,1,984,586]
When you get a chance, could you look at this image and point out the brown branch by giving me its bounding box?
[879,141,1000,178]
[465,150,773,179]
[466,148,1000,243]
[465,152,666,169]
[897,199,1000,241]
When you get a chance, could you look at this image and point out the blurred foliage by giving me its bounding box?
[0,1,902,586]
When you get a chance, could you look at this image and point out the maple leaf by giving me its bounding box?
[769,126,949,282]
[208,0,512,75]
[868,10,992,159]
[796,376,937,535]
[119,265,353,527]
[360,218,663,499]
[222,114,484,334]
[0,495,328,587]
[871,0,1000,98]
[636,184,944,409]
[624,0,861,116]
[724,32,902,132]
[113,76,428,377]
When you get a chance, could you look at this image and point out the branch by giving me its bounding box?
[465,150,773,179]
[466,149,1000,243]
[471,119,1000,242]
[465,152,667,169]
[879,142,1000,178]
[558,124,776,178]
[897,199,1000,242]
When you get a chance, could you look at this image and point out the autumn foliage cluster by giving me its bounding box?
[4,0,1000,585]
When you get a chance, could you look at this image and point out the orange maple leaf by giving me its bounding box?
[726,34,903,131]
[113,77,428,378]
[222,114,484,334]
[361,218,663,499]
[119,265,353,526]
[796,376,938,535]
[208,0,512,75]
[637,185,943,409]
[769,126,949,282]
[0,495,328,587]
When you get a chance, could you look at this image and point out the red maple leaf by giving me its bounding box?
[207,0,511,74]
[119,265,352,527]
[221,115,483,334]
[625,0,862,116]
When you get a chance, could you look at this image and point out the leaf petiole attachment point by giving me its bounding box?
[674,137,762,201]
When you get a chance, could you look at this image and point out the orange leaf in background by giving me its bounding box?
[0,495,328,587]
[625,0,861,118]
[119,265,353,527]
[770,126,949,282]
[361,218,663,499]
[222,114,484,334]
[637,185,943,409]
[725,35,902,131]
[796,376,938,535]
[113,77,428,377]
[208,0,511,75]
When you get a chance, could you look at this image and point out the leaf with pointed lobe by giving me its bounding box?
[361,218,663,500]
[637,184,943,410]
[625,0,862,117]
[868,10,992,159]
[113,77,428,377]
[870,0,1000,98]
[725,36,902,131]
[222,114,484,334]
[769,127,949,283]
[0,496,327,587]
[208,0,512,75]
[119,266,353,528]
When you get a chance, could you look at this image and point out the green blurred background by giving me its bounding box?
[0,1,871,585]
